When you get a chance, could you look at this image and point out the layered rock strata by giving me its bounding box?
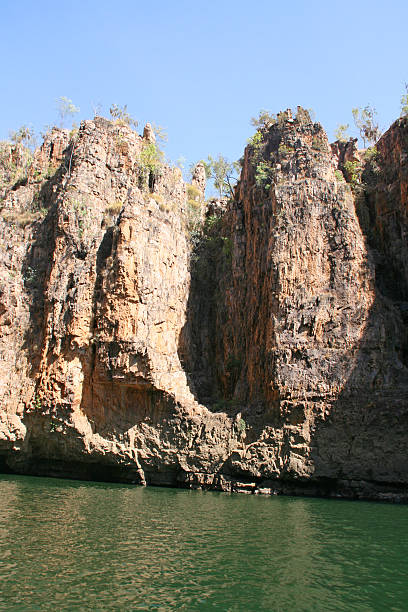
[0,111,408,501]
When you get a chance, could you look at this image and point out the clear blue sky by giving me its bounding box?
[1,0,407,170]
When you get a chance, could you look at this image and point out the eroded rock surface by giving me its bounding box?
[0,112,408,501]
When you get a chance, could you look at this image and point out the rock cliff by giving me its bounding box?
[1,110,408,501]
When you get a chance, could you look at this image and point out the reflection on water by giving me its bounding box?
[0,474,408,610]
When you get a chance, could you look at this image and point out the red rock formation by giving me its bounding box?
[0,111,407,501]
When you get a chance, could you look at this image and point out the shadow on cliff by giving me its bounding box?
[21,164,67,375]
[177,210,242,413]
[306,184,408,493]
[178,137,408,495]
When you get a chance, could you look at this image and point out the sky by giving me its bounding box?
[1,0,407,173]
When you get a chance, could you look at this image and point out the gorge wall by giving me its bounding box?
[1,110,408,501]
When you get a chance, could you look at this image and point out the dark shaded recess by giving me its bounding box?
[21,160,68,373]
[1,457,144,484]
[0,455,14,474]
[310,128,408,485]
[2,450,408,502]
[178,214,233,409]
[11,176,28,190]
[91,225,115,325]
[354,130,408,363]
[148,170,156,192]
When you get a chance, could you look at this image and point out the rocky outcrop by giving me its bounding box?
[191,162,206,198]
[330,137,360,171]
[0,111,408,501]
[142,123,155,144]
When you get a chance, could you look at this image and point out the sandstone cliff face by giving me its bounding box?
[0,111,408,500]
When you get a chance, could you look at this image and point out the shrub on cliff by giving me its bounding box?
[247,129,273,192]
[334,124,350,142]
[250,110,277,130]
[401,84,408,117]
[344,160,361,186]
[255,160,274,191]
[109,104,138,128]
[138,142,163,190]
[0,137,33,196]
[187,183,202,203]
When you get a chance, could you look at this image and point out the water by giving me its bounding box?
[0,475,407,611]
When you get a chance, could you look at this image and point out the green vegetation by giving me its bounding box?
[296,107,314,124]
[237,417,246,434]
[204,214,221,232]
[0,124,37,191]
[32,393,42,410]
[334,169,345,182]
[247,123,276,193]
[344,160,361,186]
[186,184,203,227]
[186,201,201,231]
[311,136,326,152]
[212,398,241,412]
[334,124,350,142]
[105,200,123,215]
[57,97,80,128]
[138,142,164,189]
[362,146,382,185]
[185,184,203,231]
[140,142,163,172]
[150,123,167,144]
[70,198,89,237]
[255,160,273,191]
[278,143,294,156]
[247,130,263,149]
[221,236,232,259]
[352,105,381,147]
[364,146,378,162]
[187,183,202,202]
[109,103,138,128]
[250,109,277,130]
[206,155,240,198]
[189,209,232,288]
[337,146,382,194]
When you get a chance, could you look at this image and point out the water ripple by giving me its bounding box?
[0,475,408,611]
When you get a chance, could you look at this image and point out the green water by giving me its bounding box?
[0,476,407,611]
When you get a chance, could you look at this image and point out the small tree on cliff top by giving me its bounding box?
[109,104,138,128]
[207,155,240,199]
[352,105,381,147]
[57,97,80,128]
[334,123,350,142]
[9,125,36,151]
[250,109,277,130]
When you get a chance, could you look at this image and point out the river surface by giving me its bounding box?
[0,475,407,611]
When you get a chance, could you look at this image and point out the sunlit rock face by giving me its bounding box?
[0,111,408,501]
